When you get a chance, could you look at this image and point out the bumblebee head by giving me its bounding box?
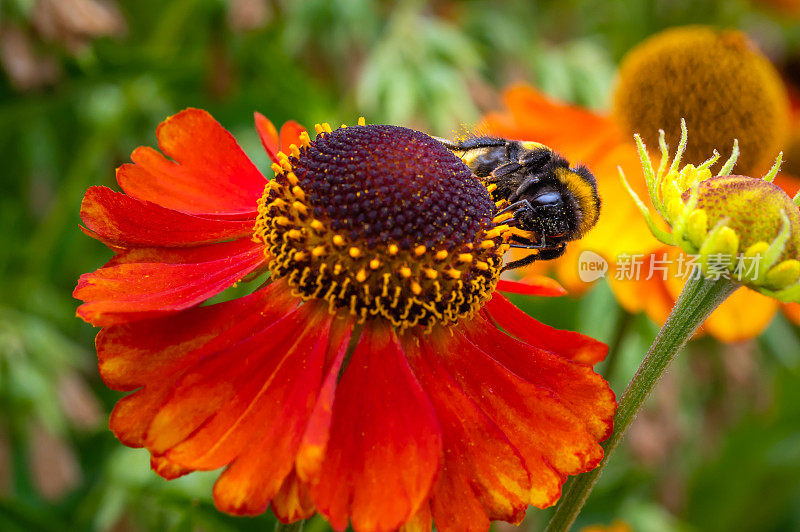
[510,153,601,244]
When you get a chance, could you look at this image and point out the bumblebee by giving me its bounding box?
[437,136,601,271]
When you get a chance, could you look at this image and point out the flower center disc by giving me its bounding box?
[254,124,508,330]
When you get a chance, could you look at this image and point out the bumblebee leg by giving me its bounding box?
[535,243,566,260]
[496,199,534,218]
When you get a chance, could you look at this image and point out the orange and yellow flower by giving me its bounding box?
[481,26,799,342]
[74,109,616,531]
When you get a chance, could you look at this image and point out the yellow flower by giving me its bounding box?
[481,25,797,341]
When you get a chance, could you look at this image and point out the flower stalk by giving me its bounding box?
[545,272,739,532]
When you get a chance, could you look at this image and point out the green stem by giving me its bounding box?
[275,521,304,532]
[544,273,739,532]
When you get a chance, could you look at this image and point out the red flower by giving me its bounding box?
[74,109,616,531]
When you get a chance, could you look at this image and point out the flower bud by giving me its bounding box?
[620,120,800,301]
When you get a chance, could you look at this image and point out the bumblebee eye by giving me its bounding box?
[531,191,562,207]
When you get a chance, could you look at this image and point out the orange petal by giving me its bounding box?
[429,327,609,508]
[150,455,192,480]
[97,280,296,391]
[105,282,298,446]
[254,112,281,164]
[400,500,432,532]
[74,244,265,326]
[145,304,320,460]
[80,186,254,248]
[271,469,316,524]
[462,314,615,442]
[118,109,265,215]
[311,322,442,531]
[404,335,529,531]
[703,287,779,342]
[783,302,800,325]
[295,316,354,482]
[280,120,307,153]
[496,276,567,297]
[483,293,608,365]
[211,311,334,516]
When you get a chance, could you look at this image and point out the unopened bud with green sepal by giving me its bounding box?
[620,119,800,302]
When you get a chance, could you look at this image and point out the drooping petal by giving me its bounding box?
[144,304,320,458]
[429,327,608,508]
[150,455,192,480]
[117,109,265,215]
[484,292,608,365]
[312,322,442,532]
[210,309,336,516]
[462,314,615,442]
[80,186,254,248]
[496,277,567,297]
[271,469,317,524]
[96,280,297,391]
[295,316,354,483]
[165,309,350,473]
[402,335,530,532]
[74,244,266,326]
[399,501,432,532]
[104,281,298,446]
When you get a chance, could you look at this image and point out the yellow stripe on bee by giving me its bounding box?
[519,141,545,150]
[554,167,599,234]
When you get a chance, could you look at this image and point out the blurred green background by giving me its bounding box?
[1,0,799,531]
